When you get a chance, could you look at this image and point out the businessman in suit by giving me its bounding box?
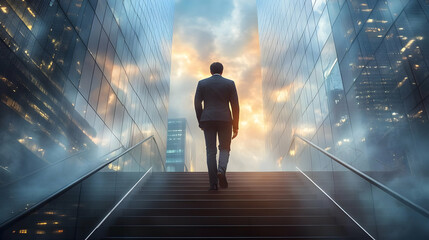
[194,62,239,191]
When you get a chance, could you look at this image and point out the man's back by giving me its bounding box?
[194,75,239,130]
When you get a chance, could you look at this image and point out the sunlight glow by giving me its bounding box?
[170,0,266,171]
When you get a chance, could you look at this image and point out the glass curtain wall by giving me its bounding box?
[257,0,429,215]
[0,0,174,224]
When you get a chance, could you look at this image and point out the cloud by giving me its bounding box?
[174,0,234,25]
[182,26,216,60]
[213,0,260,58]
[169,0,278,171]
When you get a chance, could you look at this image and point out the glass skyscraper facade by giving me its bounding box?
[0,0,174,220]
[257,0,429,209]
[166,118,195,172]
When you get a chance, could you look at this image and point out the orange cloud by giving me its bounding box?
[169,0,278,171]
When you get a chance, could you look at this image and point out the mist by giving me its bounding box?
[169,0,274,171]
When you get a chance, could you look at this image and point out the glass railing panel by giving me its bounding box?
[292,137,378,237]
[371,185,429,239]
[310,145,336,197]
[291,135,429,239]
[149,139,165,172]
[330,160,378,237]
[1,137,162,239]
[0,148,122,225]
[0,178,83,239]
[74,168,118,240]
[291,138,311,172]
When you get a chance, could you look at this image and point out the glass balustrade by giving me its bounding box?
[289,136,429,239]
[0,136,164,240]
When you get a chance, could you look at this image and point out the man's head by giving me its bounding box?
[210,62,223,75]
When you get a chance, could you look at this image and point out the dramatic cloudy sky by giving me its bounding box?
[169,0,279,171]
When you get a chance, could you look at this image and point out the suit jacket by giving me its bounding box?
[194,75,239,131]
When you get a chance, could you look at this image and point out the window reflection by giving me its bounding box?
[0,0,174,235]
[258,0,429,208]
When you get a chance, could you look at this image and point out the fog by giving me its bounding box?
[169,0,273,172]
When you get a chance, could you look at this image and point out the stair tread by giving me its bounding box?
[131,199,320,202]
[114,215,337,225]
[110,224,341,227]
[102,237,350,239]
[107,225,347,237]
[122,207,330,209]
[102,238,350,239]
[99,172,357,239]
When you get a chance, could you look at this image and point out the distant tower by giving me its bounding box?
[166,118,196,172]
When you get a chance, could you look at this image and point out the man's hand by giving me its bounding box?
[232,129,238,139]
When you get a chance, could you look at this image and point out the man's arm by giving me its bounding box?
[230,82,239,138]
[194,81,203,127]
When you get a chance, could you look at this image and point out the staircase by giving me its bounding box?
[100,172,361,239]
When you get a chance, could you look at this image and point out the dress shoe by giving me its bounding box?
[208,184,218,191]
[217,171,228,188]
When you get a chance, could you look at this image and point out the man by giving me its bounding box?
[194,62,239,191]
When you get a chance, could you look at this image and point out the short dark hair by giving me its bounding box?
[210,62,223,75]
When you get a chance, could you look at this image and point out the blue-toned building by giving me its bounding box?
[166,118,195,172]
[0,0,174,234]
[0,0,174,182]
[257,0,429,238]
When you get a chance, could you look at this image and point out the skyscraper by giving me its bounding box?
[0,0,174,204]
[166,118,196,172]
[257,0,429,200]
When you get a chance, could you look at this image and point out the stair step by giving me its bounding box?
[107,225,346,237]
[133,193,318,200]
[127,199,322,208]
[152,172,300,175]
[145,179,303,183]
[134,190,315,195]
[99,172,357,239]
[102,237,350,240]
[150,174,304,177]
[144,182,310,187]
[114,216,338,225]
[121,207,331,216]
[140,186,314,191]
[144,181,310,185]
[150,174,302,177]
[149,176,305,179]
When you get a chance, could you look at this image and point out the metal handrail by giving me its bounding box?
[289,134,429,219]
[85,167,153,240]
[0,135,159,229]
